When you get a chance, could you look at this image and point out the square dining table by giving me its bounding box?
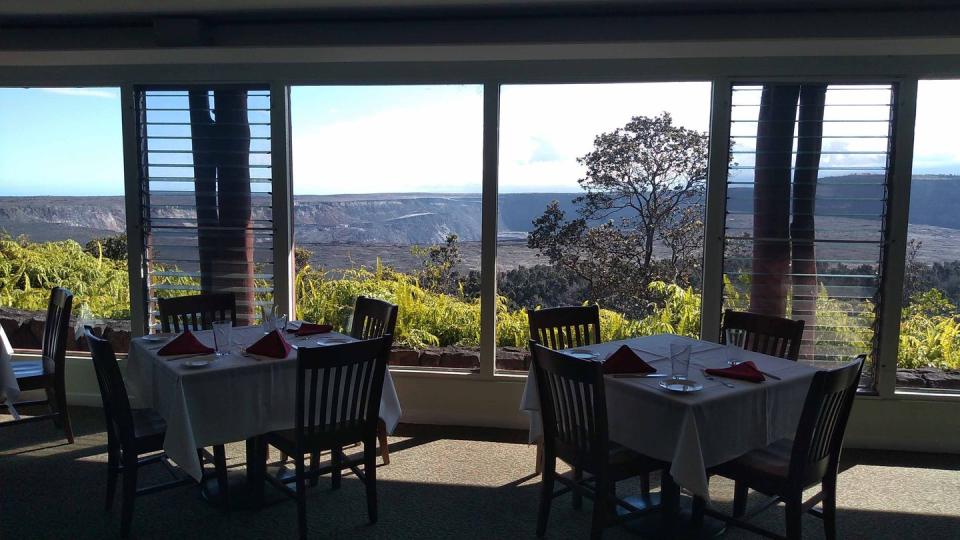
[127,325,403,482]
[520,333,819,501]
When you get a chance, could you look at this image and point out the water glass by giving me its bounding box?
[212,321,233,356]
[669,342,692,381]
[261,305,277,333]
[725,328,744,365]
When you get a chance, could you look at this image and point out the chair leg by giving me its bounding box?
[732,481,749,517]
[572,467,583,509]
[213,445,229,510]
[105,447,119,511]
[331,447,342,490]
[310,450,320,487]
[534,440,544,475]
[295,454,308,540]
[364,437,378,524]
[691,496,706,536]
[785,493,803,540]
[590,475,608,540]
[377,418,390,465]
[120,455,138,538]
[536,454,556,538]
[254,438,267,507]
[52,382,73,444]
[640,473,651,501]
[823,475,838,540]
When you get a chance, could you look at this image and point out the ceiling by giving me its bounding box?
[0,0,954,23]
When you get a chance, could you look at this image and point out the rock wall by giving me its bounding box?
[0,307,130,354]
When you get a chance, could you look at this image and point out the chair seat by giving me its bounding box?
[569,441,666,480]
[12,360,43,379]
[131,408,167,453]
[264,423,366,456]
[711,438,793,490]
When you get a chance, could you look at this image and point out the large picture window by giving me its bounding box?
[897,79,960,393]
[0,87,127,351]
[290,85,484,370]
[496,82,711,371]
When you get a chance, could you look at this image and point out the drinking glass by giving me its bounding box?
[261,305,277,333]
[212,321,233,356]
[275,314,288,333]
[669,342,692,381]
[725,328,744,366]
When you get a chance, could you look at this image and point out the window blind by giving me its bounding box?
[723,83,897,389]
[135,86,274,327]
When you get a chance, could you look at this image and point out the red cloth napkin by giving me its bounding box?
[247,330,292,358]
[602,345,657,375]
[157,329,214,356]
[291,322,333,337]
[705,361,766,383]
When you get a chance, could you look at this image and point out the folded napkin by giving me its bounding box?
[157,329,214,356]
[705,360,766,383]
[291,322,333,337]
[247,330,292,359]
[602,345,657,375]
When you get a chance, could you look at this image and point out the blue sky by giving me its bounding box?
[1,82,958,197]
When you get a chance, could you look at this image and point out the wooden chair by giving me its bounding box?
[530,342,665,540]
[528,305,602,350]
[156,292,235,505]
[254,336,392,540]
[349,296,398,465]
[1,287,74,443]
[696,356,865,540]
[156,293,237,333]
[86,329,192,538]
[527,305,602,475]
[720,309,806,361]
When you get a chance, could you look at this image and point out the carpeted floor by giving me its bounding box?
[2,407,958,539]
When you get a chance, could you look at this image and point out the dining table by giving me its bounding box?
[520,333,819,535]
[0,324,20,419]
[126,324,403,485]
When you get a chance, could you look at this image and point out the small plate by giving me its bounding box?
[183,359,214,369]
[143,334,172,343]
[316,337,350,346]
[658,378,704,393]
[566,350,599,361]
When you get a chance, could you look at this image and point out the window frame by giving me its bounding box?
[0,62,947,400]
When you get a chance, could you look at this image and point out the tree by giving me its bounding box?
[411,233,463,294]
[84,233,128,261]
[188,89,256,324]
[528,112,709,317]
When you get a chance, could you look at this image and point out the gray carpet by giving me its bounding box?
[2,407,958,539]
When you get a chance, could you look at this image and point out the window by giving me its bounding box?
[0,87,126,351]
[135,86,276,330]
[722,83,896,389]
[496,82,712,371]
[290,85,484,369]
[897,80,960,393]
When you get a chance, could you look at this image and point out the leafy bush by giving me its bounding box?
[0,237,957,370]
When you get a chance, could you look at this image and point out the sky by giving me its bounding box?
[1,81,958,197]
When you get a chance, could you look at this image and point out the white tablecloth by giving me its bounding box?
[127,325,403,481]
[520,333,818,498]
[0,325,20,419]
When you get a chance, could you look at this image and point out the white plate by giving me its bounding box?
[142,334,172,343]
[183,359,214,369]
[316,337,350,346]
[658,378,704,393]
[566,350,599,361]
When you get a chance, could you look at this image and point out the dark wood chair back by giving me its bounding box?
[528,305,602,350]
[530,341,608,470]
[720,309,805,361]
[42,286,73,376]
[294,336,393,451]
[789,355,865,487]
[86,328,135,449]
[157,293,237,333]
[349,296,398,340]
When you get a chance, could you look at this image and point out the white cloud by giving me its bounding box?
[39,87,118,99]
